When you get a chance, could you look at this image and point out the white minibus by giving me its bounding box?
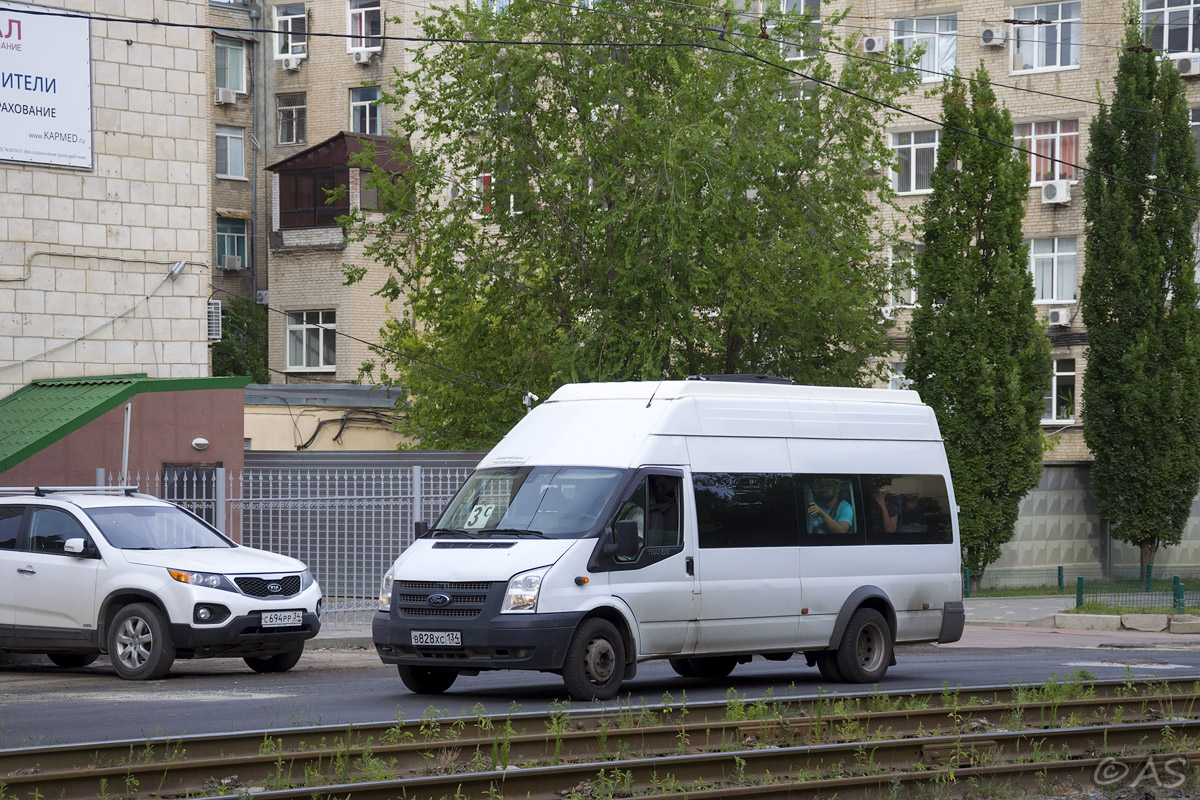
[373,378,964,700]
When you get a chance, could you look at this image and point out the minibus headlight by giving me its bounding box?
[502,566,550,613]
[378,566,394,612]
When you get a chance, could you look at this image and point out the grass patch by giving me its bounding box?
[967,586,1067,598]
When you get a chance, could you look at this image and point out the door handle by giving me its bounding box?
[685,557,694,576]
[17,566,36,575]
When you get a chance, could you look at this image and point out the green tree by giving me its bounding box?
[906,67,1050,586]
[1081,17,1200,570]
[212,295,270,384]
[346,0,921,448]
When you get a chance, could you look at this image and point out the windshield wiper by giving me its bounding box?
[486,529,548,538]
[425,527,483,539]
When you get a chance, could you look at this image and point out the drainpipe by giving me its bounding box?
[248,3,262,304]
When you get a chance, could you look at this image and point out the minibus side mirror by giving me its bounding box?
[414,520,428,539]
[612,520,640,560]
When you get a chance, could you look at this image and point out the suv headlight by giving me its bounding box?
[378,566,394,612]
[168,569,237,592]
[299,569,315,591]
[501,566,550,614]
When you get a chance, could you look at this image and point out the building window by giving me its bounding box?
[278,93,307,145]
[1012,2,1080,71]
[476,0,512,11]
[1191,108,1200,164]
[889,361,912,391]
[888,243,923,307]
[1143,0,1200,53]
[215,37,246,93]
[1030,236,1077,303]
[1043,359,1076,423]
[892,130,939,194]
[1015,120,1079,184]
[348,0,381,50]
[275,3,307,57]
[774,0,821,60]
[279,169,350,228]
[350,86,381,135]
[215,125,245,179]
[893,14,957,82]
[287,310,337,370]
[216,217,247,266]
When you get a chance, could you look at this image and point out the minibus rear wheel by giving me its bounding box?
[836,607,892,683]
[563,618,625,701]
[669,658,699,678]
[398,664,459,694]
[686,656,737,679]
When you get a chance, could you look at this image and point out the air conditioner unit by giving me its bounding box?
[980,26,1006,47]
[880,306,896,321]
[281,55,302,71]
[352,49,376,65]
[1047,307,1070,327]
[861,35,888,54]
[1041,179,1071,205]
[207,300,223,342]
[255,290,269,305]
[220,254,243,271]
[1177,56,1200,77]
[214,87,237,105]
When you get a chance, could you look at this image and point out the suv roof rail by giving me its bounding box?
[0,486,140,497]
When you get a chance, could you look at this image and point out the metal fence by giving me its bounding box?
[102,452,482,627]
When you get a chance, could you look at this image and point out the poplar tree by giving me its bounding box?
[906,67,1050,586]
[1081,19,1200,570]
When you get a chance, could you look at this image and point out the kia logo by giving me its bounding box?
[427,593,452,607]
[267,582,282,593]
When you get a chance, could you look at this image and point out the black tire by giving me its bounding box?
[835,607,892,684]
[815,650,846,683]
[245,643,305,674]
[686,656,738,680]
[47,652,100,669]
[562,618,626,701]
[107,603,175,680]
[397,664,459,694]
[669,658,699,678]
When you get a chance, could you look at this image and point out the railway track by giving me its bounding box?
[2,675,1197,799]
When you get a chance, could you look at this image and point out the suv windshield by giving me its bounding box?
[436,466,625,538]
[86,506,234,550]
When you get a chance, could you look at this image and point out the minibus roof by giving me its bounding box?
[544,380,924,405]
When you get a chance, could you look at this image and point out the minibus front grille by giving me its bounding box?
[399,594,488,605]
[402,608,479,618]
[398,581,492,592]
[394,581,501,619]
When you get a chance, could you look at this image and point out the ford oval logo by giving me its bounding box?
[427,593,452,607]
[267,582,282,593]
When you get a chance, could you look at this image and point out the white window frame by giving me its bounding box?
[1042,358,1076,424]
[1143,0,1200,54]
[889,361,913,391]
[887,242,923,307]
[1011,2,1080,73]
[1015,119,1080,185]
[216,217,247,264]
[286,310,337,371]
[892,130,939,195]
[215,125,246,179]
[769,0,821,61]
[350,86,381,135]
[215,37,247,93]
[1029,236,1078,303]
[277,93,307,146]
[275,3,307,58]
[893,13,957,83]
[347,0,382,51]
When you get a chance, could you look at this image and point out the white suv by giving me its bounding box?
[0,489,322,679]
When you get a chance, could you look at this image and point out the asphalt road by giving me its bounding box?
[2,627,1199,749]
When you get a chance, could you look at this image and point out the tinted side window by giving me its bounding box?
[28,507,89,555]
[861,474,953,545]
[797,474,864,546]
[694,473,798,548]
[0,506,22,550]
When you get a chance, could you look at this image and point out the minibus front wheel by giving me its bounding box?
[562,618,626,701]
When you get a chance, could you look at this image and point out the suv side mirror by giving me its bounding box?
[64,538,97,558]
[611,520,640,560]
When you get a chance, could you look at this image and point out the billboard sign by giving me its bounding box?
[0,1,92,169]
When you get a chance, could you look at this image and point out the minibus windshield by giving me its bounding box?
[434,466,625,538]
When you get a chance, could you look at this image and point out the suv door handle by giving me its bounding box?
[17,566,35,575]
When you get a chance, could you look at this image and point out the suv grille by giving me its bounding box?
[235,575,302,598]
[395,581,498,619]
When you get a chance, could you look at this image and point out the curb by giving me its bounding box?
[309,633,375,650]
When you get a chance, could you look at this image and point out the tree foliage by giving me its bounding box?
[905,67,1050,580]
[212,295,270,384]
[346,0,920,448]
[1081,18,1200,568]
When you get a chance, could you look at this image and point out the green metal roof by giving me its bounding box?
[0,374,251,474]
